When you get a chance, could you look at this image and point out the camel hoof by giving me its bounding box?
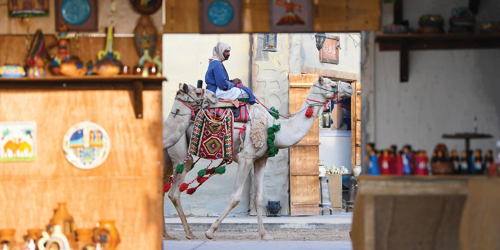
[262,234,274,241]
[186,232,196,240]
[205,231,215,240]
[163,233,175,241]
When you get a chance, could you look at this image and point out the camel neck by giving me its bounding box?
[274,92,327,149]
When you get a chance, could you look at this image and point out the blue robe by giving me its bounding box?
[205,60,255,104]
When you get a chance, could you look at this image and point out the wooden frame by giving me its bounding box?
[319,36,340,64]
[55,0,98,31]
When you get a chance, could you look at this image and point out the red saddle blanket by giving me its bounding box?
[189,109,233,160]
[208,104,250,123]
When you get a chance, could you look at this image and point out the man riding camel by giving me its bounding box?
[205,42,255,107]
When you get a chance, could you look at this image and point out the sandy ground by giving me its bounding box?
[166,228,351,241]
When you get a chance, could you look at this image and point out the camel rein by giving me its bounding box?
[256,84,338,119]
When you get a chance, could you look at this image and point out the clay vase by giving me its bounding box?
[76,229,94,250]
[133,15,158,58]
[0,229,16,249]
[48,203,76,248]
[93,221,120,250]
[26,228,43,248]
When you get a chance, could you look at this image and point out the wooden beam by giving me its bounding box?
[400,38,409,82]
[469,0,480,15]
[133,81,144,119]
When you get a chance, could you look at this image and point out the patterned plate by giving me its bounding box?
[63,121,110,170]
[61,0,91,25]
[207,0,234,27]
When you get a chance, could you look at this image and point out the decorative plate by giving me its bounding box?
[63,121,110,170]
[61,0,91,25]
[130,0,162,15]
[207,1,234,27]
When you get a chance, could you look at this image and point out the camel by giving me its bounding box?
[162,84,217,240]
[3,139,20,158]
[162,77,354,240]
[19,141,32,157]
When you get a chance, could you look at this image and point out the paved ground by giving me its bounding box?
[165,213,353,230]
[163,241,353,250]
[165,213,353,249]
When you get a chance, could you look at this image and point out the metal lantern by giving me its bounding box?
[266,200,282,217]
[315,33,327,50]
[263,33,278,52]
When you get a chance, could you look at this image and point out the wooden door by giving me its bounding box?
[351,81,362,171]
[289,74,320,215]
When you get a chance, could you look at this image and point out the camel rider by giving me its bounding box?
[205,42,256,107]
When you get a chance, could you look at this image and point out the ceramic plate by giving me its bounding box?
[61,0,91,25]
[63,121,110,170]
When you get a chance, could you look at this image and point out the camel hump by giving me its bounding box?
[250,108,268,149]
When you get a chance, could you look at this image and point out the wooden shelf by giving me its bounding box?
[0,75,166,119]
[375,33,500,82]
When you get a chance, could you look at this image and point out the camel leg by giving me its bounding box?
[253,157,274,240]
[205,157,254,239]
[162,204,175,240]
[162,149,175,240]
[167,162,196,240]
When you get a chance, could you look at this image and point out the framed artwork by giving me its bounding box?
[62,121,110,170]
[319,37,340,64]
[8,0,49,17]
[130,0,162,15]
[55,0,98,31]
[269,0,313,33]
[200,0,242,33]
[0,122,37,162]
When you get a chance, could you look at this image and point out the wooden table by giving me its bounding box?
[351,176,500,250]
[442,133,492,153]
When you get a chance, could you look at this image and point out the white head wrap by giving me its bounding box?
[209,42,231,62]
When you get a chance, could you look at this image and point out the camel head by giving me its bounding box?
[316,77,354,100]
[337,81,354,100]
[176,83,217,108]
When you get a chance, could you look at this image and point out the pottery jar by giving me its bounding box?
[0,229,16,249]
[76,228,95,250]
[48,203,76,245]
[93,221,120,250]
[26,228,43,248]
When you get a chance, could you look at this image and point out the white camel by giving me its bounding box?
[163,77,354,240]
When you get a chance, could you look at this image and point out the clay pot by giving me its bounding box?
[93,221,120,250]
[76,228,95,249]
[149,65,158,75]
[48,203,76,246]
[133,66,143,75]
[0,229,16,249]
[26,228,43,247]
[121,65,130,75]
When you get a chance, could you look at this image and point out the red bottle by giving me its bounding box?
[394,152,404,175]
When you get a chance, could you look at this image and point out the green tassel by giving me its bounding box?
[268,107,280,120]
[268,133,275,141]
[215,166,226,175]
[175,164,184,174]
[197,169,207,177]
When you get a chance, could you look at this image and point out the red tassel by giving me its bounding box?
[186,187,197,195]
[179,183,189,192]
[163,183,171,193]
[305,106,314,118]
[197,176,209,184]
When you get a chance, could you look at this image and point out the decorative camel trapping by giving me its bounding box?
[162,77,354,240]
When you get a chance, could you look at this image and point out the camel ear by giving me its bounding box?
[318,76,325,85]
[182,83,189,93]
[178,83,183,90]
